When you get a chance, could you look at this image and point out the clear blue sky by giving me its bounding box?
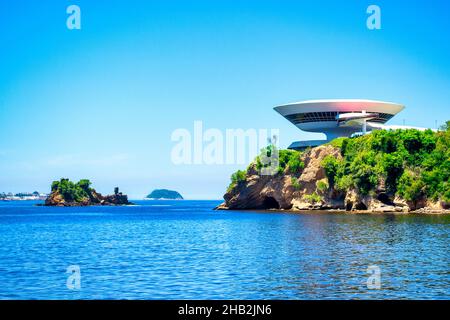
[1,0,449,199]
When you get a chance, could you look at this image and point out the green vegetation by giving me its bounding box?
[227,169,247,192]
[396,169,424,203]
[255,145,303,174]
[321,123,450,202]
[228,145,304,192]
[286,151,305,173]
[291,177,301,191]
[316,179,329,193]
[231,170,246,184]
[51,178,92,202]
[326,137,346,149]
[321,155,340,188]
[303,192,322,204]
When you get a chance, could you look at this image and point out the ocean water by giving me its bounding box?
[0,200,448,300]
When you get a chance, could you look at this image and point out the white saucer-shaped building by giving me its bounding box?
[274,99,405,150]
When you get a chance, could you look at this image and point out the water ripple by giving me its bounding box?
[0,200,448,299]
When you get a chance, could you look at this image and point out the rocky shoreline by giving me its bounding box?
[215,204,450,214]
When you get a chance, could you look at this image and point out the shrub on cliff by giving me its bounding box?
[322,155,340,187]
[291,177,301,190]
[396,169,425,203]
[286,152,304,174]
[316,179,329,193]
[303,192,322,204]
[327,137,346,149]
[255,145,303,174]
[231,170,246,184]
[227,170,247,192]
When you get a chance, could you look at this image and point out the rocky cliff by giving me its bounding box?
[217,145,349,211]
[217,127,450,214]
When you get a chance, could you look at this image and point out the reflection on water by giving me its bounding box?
[0,201,448,299]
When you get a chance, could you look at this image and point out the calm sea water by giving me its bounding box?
[0,200,448,300]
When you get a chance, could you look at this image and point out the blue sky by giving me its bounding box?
[1,0,449,199]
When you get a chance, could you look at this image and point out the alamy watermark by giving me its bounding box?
[66,265,81,290]
[366,265,381,289]
[65,4,381,31]
[171,121,280,175]
[367,5,381,30]
[66,5,81,30]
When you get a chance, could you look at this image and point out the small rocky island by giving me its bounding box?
[145,189,183,200]
[217,125,450,214]
[45,178,132,206]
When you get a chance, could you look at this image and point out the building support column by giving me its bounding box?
[362,110,367,134]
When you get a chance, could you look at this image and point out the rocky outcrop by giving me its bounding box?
[45,187,132,207]
[217,145,449,214]
[223,174,295,210]
[344,189,407,213]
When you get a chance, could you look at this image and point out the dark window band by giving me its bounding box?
[285,111,394,124]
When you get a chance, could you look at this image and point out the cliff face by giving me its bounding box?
[217,144,449,214]
[220,145,339,210]
[218,145,344,211]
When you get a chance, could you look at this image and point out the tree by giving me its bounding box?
[397,170,425,206]
[77,179,92,192]
[321,155,340,187]
[51,178,91,202]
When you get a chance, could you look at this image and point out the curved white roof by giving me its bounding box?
[274,99,405,140]
[274,99,404,116]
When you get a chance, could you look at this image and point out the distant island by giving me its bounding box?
[1,191,47,201]
[45,178,132,206]
[217,124,450,214]
[145,189,183,200]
